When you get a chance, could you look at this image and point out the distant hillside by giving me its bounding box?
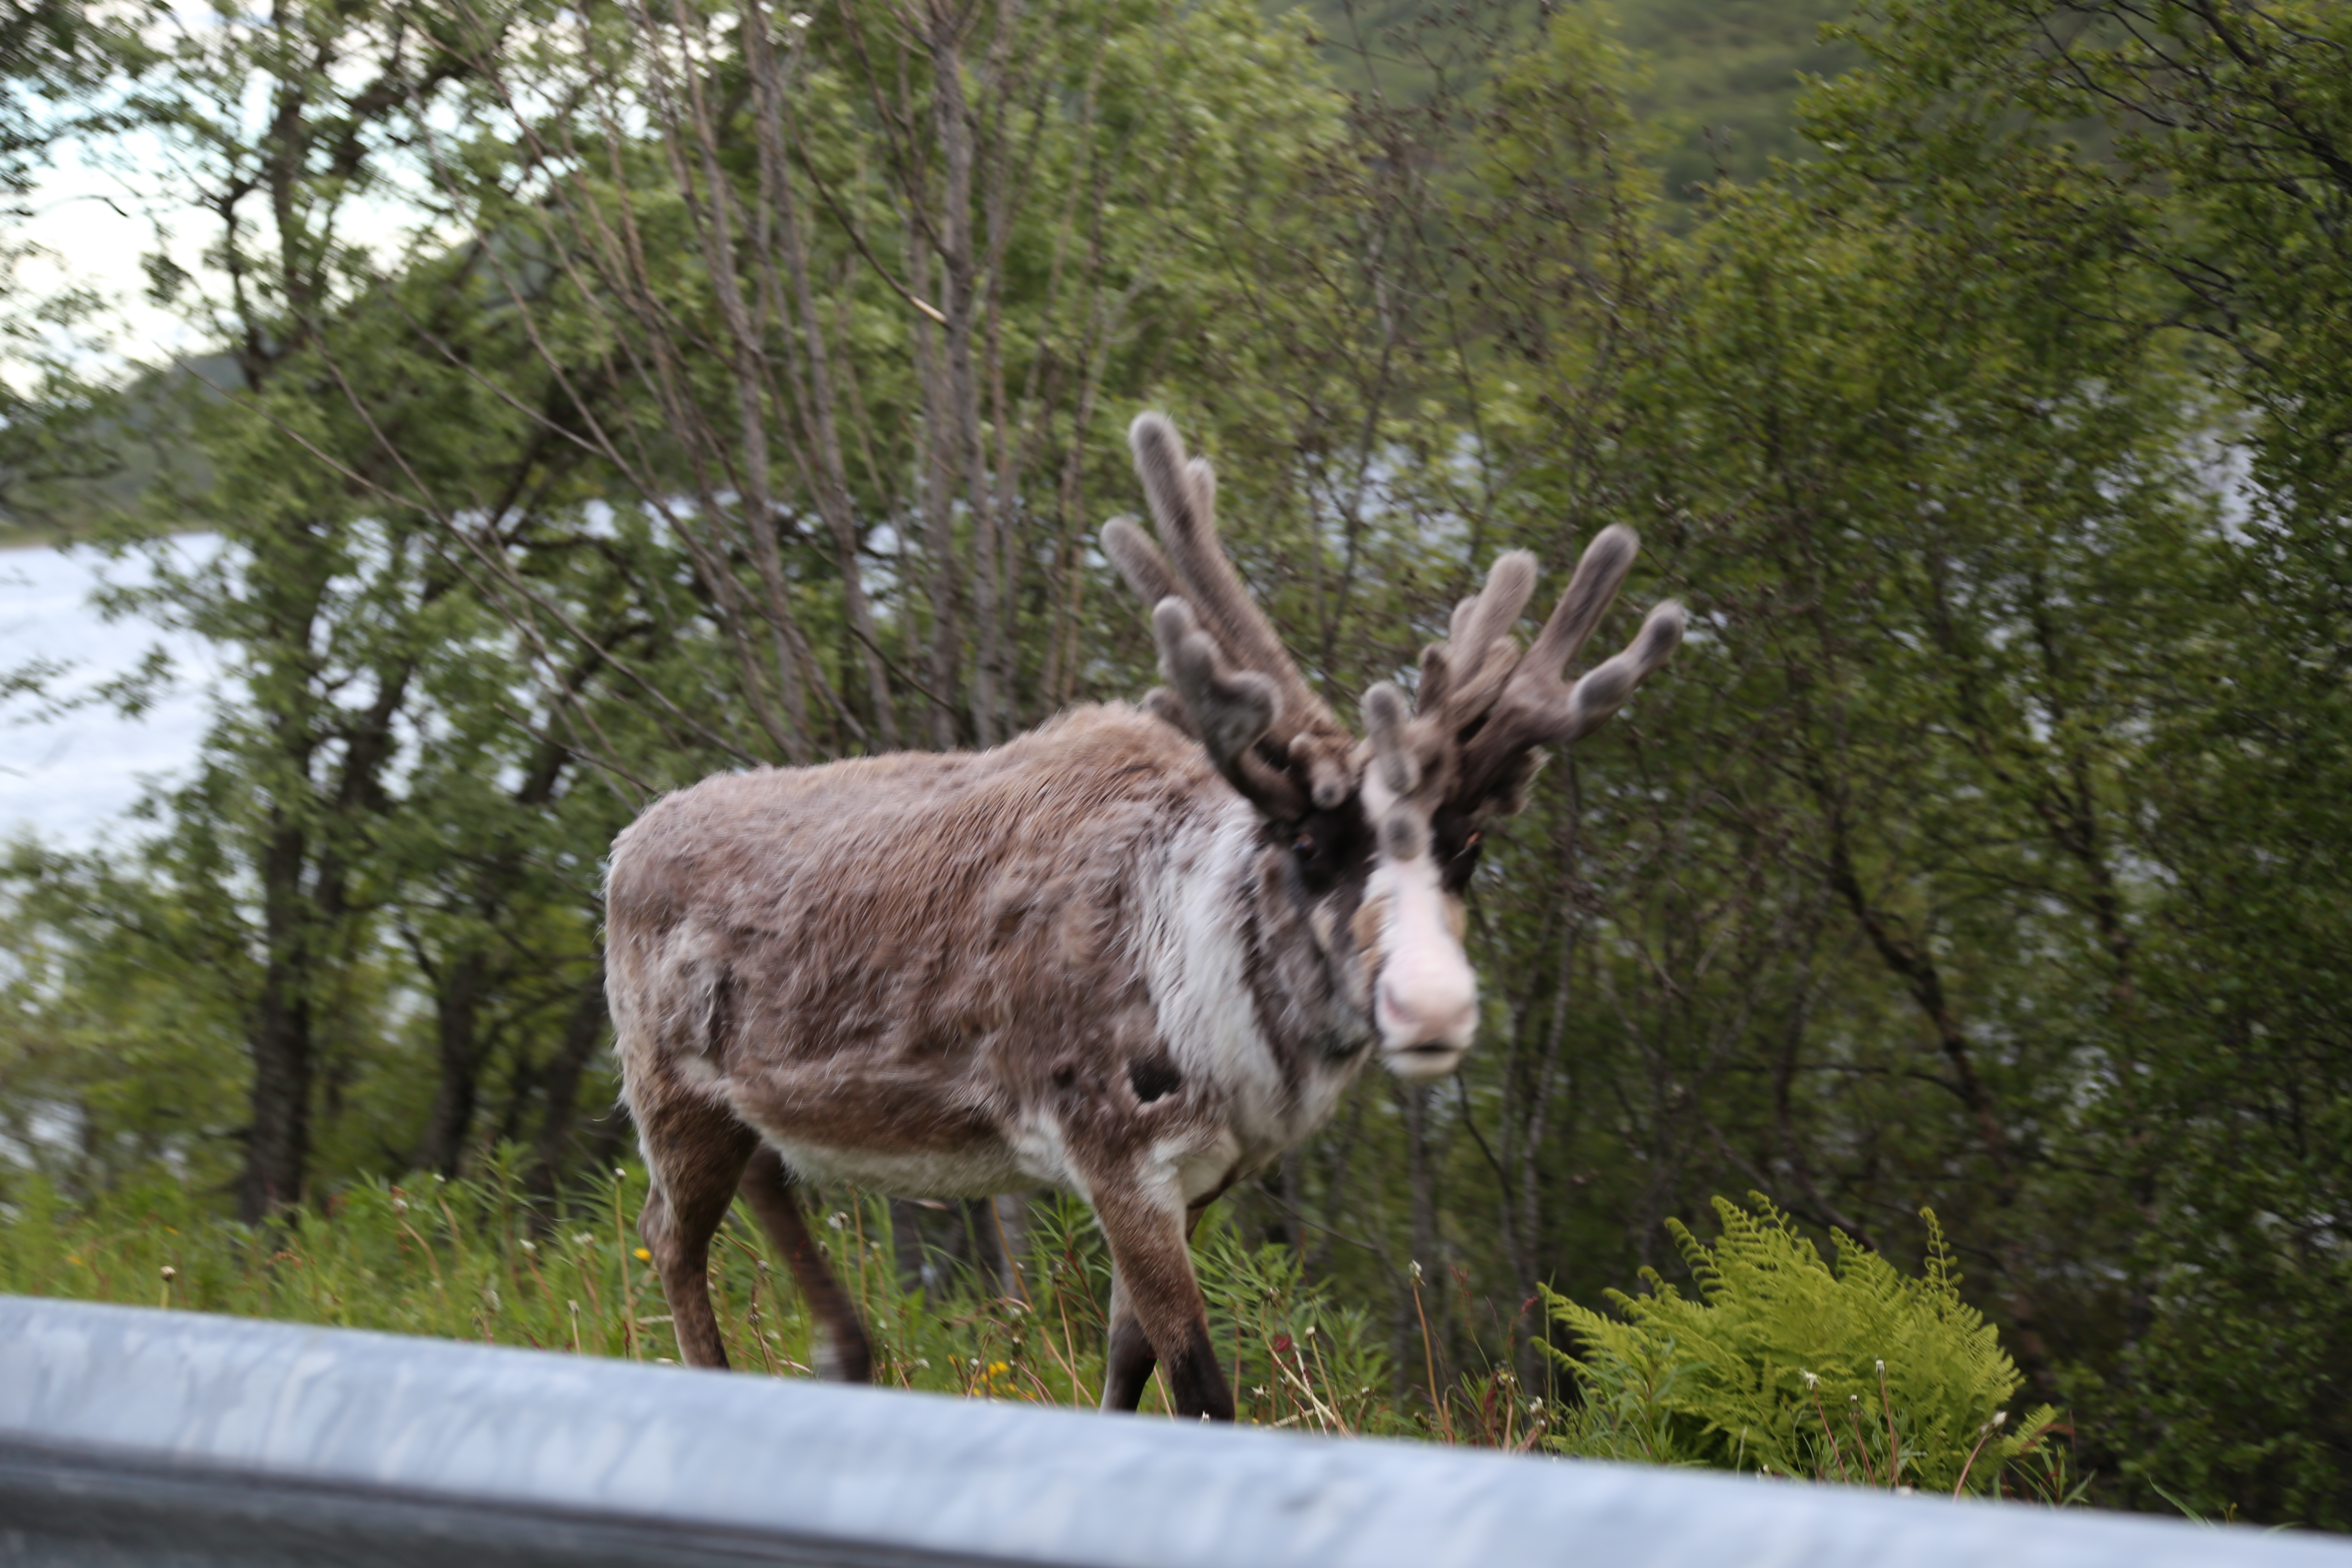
[0,351,236,547]
[1612,0,1862,201]
[1298,0,1865,213]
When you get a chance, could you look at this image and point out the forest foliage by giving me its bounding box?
[2,0,2349,1528]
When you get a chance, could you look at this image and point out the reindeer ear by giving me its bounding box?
[1491,750,1546,816]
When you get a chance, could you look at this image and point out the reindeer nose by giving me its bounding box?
[1377,969,1479,1052]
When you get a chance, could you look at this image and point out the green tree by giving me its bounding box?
[46,0,643,1215]
[14,0,2352,1523]
[0,0,160,542]
[0,837,257,1196]
[1793,0,2352,1521]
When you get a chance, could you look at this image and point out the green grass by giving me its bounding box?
[0,1157,1439,1434]
[0,1164,2075,1493]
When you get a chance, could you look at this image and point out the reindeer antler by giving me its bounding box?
[1106,418,1678,824]
[1148,597,1308,818]
[1453,525,1684,802]
[1416,550,1538,729]
[1106,414,1355,816]
[1348,550,1541,827]
[1126,417,1334,738]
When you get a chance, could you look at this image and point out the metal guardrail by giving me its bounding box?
[2,1296,2346,1568]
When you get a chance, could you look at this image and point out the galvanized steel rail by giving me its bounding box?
[1,1295,2344,1568]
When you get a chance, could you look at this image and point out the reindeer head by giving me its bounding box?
[1106,414,1684,1081]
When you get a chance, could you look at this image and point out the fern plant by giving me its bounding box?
[1543,1195,2066,1496]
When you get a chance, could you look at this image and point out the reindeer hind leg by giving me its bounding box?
[739,1144,873,1383]
[634,1086,760,1369]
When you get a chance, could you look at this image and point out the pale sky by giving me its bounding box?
[16,70,440,386]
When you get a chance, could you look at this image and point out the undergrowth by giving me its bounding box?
[0,1166,2076,1495]
[0,1154,1413,1431]
[1542,1195,2080,1501]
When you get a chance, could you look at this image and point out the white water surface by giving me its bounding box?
[0,536,225,846]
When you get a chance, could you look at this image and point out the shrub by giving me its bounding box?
[1542,1195,2071,1498]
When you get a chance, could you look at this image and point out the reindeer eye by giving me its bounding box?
[1464,832,1482,852]
[1292,832,1316,856]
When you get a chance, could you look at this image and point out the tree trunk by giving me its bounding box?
[416,947,494,1177]
[926,0,1001,747]
[532,964,611,1197]
[913,241,965,751]
[240,818,313,1223]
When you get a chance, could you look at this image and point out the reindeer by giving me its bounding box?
[604,413,1683,1420]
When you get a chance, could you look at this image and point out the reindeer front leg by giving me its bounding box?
[1101,1265,1156,1413]
[1092,1182,1233,1421]
[1102,1202,1217,1413]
